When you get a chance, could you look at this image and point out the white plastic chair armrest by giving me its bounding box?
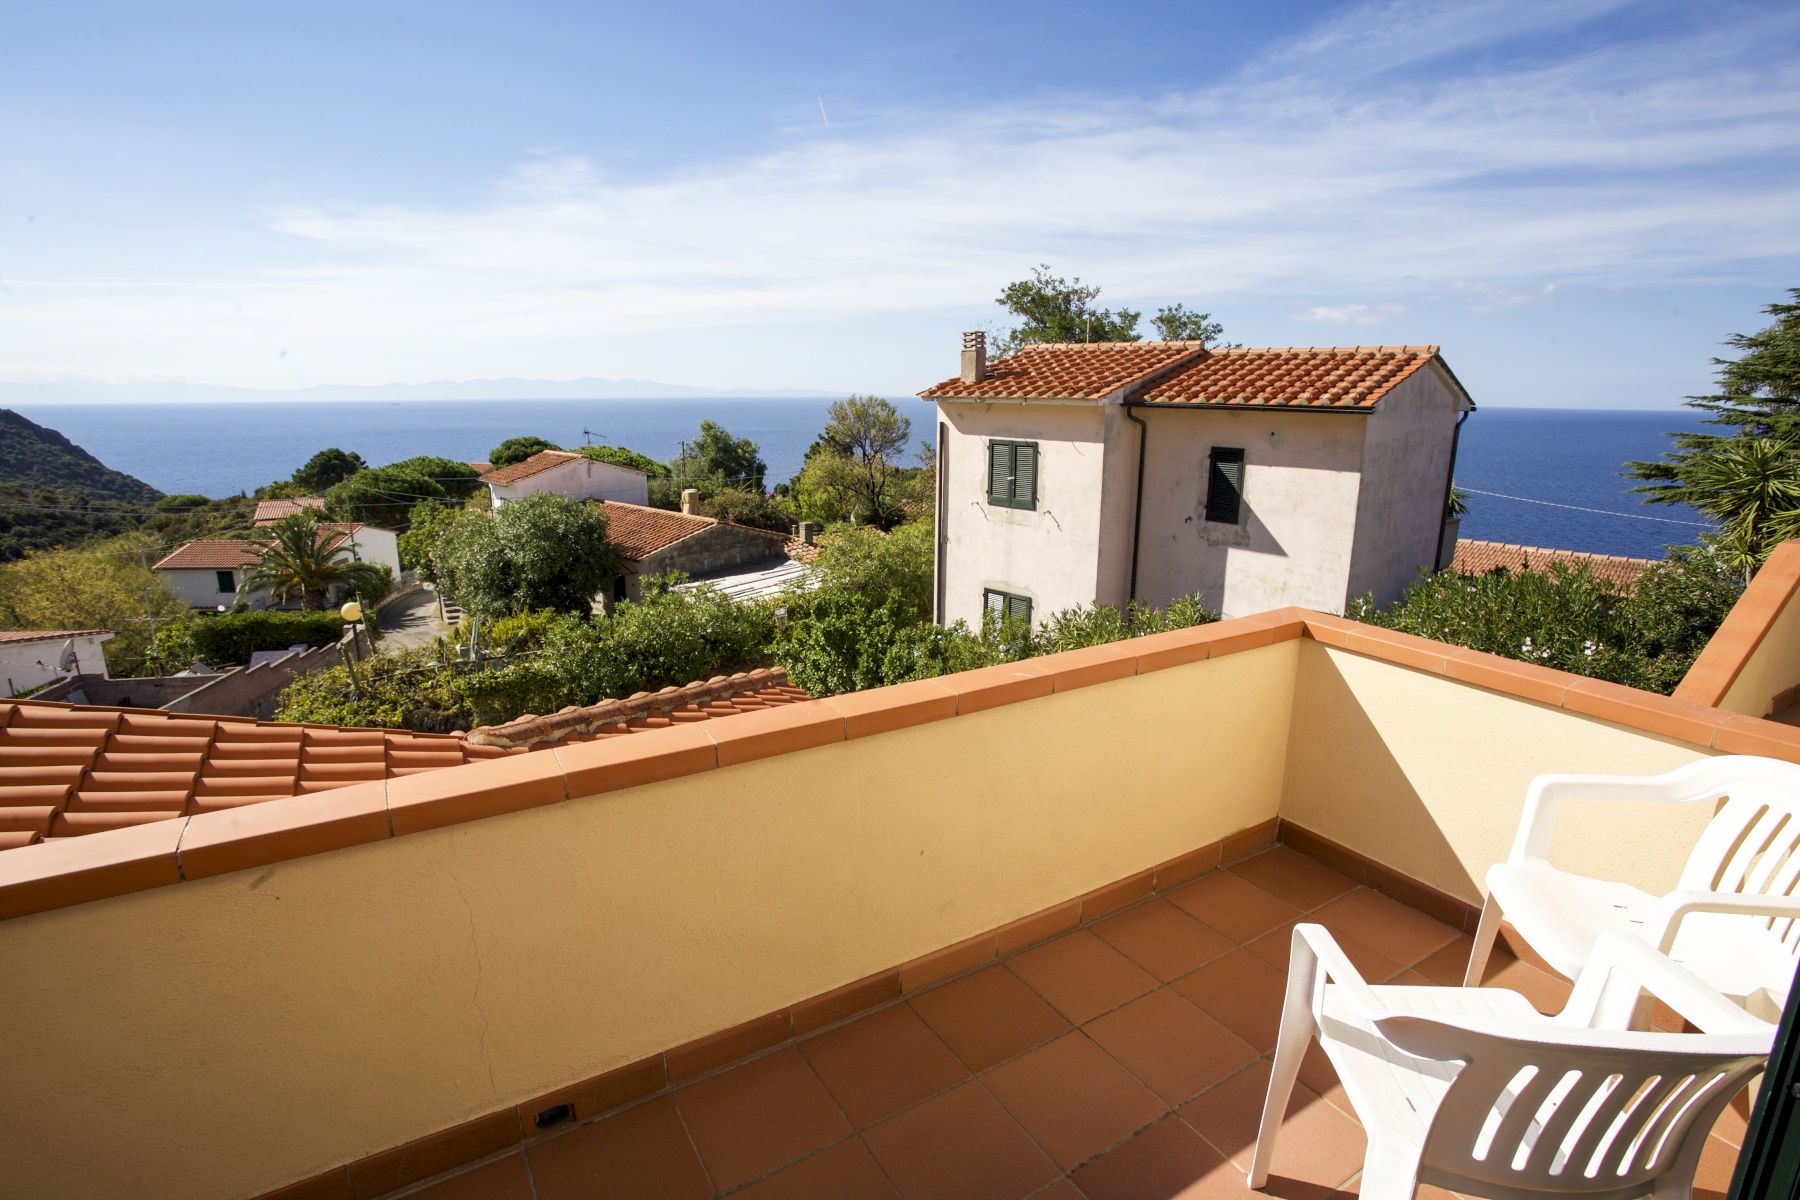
[1651,890,1800,953]
[1380,1010,1771,1062]
[1562,932,1774,1034]
[1510,762,1731,865]
[1290,923,1386,1023]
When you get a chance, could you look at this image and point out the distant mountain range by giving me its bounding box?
[0,409,162,503]
[0,377,840,404]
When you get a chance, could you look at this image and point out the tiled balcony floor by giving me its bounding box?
[383,846,1749,1200]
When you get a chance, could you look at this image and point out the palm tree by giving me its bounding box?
[239,510,390,610]
[1680,437,1800,578]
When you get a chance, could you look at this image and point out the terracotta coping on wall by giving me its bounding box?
[467,668,801,748]
[10,604,1800,923]
[1672,539,1800,710]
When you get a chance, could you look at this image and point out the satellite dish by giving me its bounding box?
[56,640,78,673]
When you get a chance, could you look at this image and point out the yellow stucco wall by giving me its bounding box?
[1282,641,1716,905]
[0,644,1297,1200]
[1720,588,1800,717]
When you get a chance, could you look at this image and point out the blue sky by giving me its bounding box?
[2,0,1797,405]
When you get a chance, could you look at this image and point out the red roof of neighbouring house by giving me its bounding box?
[1452,539,1658,590]
[0,630,113,645]
[599,501,715,559]
[152,541,264,570]
[252,497,326,525]
[481,450,653,486]
[921,343,1466,410]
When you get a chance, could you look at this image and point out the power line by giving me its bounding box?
[1461,487,1713,527]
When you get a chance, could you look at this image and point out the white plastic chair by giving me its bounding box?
[1464,756,1800,1022]
[1251,924,1771,1200]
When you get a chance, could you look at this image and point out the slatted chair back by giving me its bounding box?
[1681,761,1800,958]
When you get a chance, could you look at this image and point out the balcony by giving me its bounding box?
[2,604,1792,1200]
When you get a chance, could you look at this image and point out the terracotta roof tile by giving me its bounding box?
[919,341,1206,401]
[1452,539,1658,591]
[1136,345,1443,409]
[252,497,326,524]
[0,629,112,645]
[599,501,716,560]
[151,541,264,570]
[0,668,809,857]
[479,450,584,485]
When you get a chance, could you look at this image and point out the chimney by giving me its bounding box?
[797,521,815,544]
[680,488,700,515]
[960,330,987,383]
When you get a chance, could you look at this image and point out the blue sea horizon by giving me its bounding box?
[8,399,1714,563]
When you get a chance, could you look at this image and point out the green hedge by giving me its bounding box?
[190,610,345,666]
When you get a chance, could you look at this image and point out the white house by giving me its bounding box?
[0,629,114,697]
[480,450,650,508]
[920,336,1474,626]
[153,523,402,610]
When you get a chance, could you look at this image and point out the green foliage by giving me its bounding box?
[577,444,666,475]
[154,494,210,512]
[183,609,344,666]
[275,643,473,731]
[292,448,367,493]
[700,487,794,533]
[324,466,445,528]
[0,408,163,504]
[674,420,766,491]
[1348,547,1742,694]
[383,456,483,500]
[432,493,621,617]
[996,265,1140,351]
[790,396,913,530]
[238,510,393,610]
[1628,290,1800,566]
[0,538,185,676]
[1150,303,1226,345]
[396,502,463,577]
[488,437,561,470]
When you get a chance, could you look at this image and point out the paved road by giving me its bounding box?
[377,587,450,651]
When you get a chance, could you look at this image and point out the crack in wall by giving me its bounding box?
[451,872,499,1095]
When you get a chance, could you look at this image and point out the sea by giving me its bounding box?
[9,400,1715,562]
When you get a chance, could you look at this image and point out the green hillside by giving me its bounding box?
[0,409,163,504]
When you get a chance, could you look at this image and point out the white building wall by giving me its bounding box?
[340,526,403,576]
[490,458,650,508]
[936,402,1109,629]
[1133,408,1368,618]
[0,634,113,696]
[1344,367,1468,609]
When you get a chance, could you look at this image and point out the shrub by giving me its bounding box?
[383,456,483,500]
[432,493,621,617]
[153,494,210,512]
[488,437,560,470]
[275,642,472,731]
[325,467,445,528]
[397,502,462,576]
[700,487,795,533]
[578,445,665,475]
[292,448,366,493]
[187,609,344,666]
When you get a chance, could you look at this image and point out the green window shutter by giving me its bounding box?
[1012,443,1037,510]
[1006,593,1032,624]
[1206,447,1245,524]
[988,441,1012,506]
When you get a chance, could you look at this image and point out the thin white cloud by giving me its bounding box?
[2,0,1797,390]
[1297,303,1406,326]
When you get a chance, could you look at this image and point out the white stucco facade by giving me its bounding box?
[158,566,271,611]
[932,353,1470,625]
[0,632,114,697]
[486,455,650,508]
[336,525,402,577]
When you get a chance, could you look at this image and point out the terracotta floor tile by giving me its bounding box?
[1245,920,1405,984]
[910,965,1071,1073]
[1071,1115,1242,1200]
[406,1152,534,1200]
[1296,1043,1353,1116]
[801,1004,970,1128]
[676,1047,852,1191]
[731,1137,899,1200]
[980,1032,1166,1170]
[1025,1182,1083,1199]
[1090,898,1235,982]
[1309,890,1460,969]
[862,1080,1059,1200]
[1006,931,1158,1024]
[528,1096,712,1200]
[1228,847,1358,912]
[1479,955,1572,1016]
[1711,1085,1754,1150]
[1696,1133,1743,1199]
[1169,950,1289,1054]
[1165,871,1302,944]
[1179,1059,1365,1191]
[1084,987,1260,1105]
[1412,936,1475,986]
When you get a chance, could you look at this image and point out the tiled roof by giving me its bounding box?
[0,630,112,645]
[252,497,325,525]
[919,341,1206,401]
[0,668,810,852]
[1136,345,1445,409]
[468,462,492,473]
[1452,539,1657,591]
[152,541,264,570]
[785,536,820,565]
[479,450,583,485]
[600,501,716,559]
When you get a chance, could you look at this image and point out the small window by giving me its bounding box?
[986,440,1038,510]
[215,570,236,593]
[983,588,1033,626]
[1205,447,1245,525]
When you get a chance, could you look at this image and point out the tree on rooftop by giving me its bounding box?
[239,510,392,611]
[578,444,666,476]
[1151,303,1226,345]
[292,448,366,493]
[1627,289,1800,566]
[996,265,1141,352]
[488,436,562,470]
